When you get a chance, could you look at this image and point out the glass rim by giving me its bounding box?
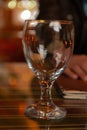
[24,19,73,24]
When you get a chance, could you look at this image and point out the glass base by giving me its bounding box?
[24,104,66,120]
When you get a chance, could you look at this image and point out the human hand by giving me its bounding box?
[64,55,87,81]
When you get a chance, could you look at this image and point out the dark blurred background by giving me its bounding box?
[0,0,39,62]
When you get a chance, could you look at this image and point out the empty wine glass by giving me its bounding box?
[22,20,74,119]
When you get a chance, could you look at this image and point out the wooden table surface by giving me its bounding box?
[0,62,87,130]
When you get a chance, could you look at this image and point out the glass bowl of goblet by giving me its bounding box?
[22,20,74,120]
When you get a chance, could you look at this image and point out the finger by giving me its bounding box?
[64,68,78,79]
[81,62,87,73]
[72,65,87,81]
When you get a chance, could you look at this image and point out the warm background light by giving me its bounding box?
[20,10,31,20]
[8,0,17,9]
[0,0,40,61]
[11,0,39,25]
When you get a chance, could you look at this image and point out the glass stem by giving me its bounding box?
[39,80,54,106]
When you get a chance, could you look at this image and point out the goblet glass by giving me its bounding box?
[22,20,74,119]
